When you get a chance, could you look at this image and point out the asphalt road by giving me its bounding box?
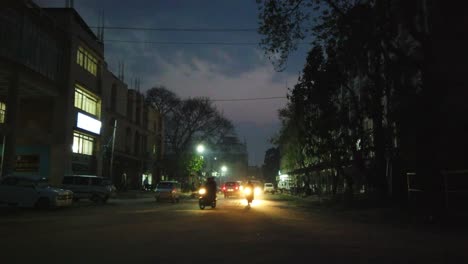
[0,194,467,263]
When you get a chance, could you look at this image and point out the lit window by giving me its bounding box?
[74,84,100,117]
[76,46,98,76]
[0,102,5,123]
[73,131,94,155]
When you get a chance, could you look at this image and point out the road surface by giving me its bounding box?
[0,195,467,263]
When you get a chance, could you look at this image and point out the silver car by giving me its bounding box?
[154,181,181,203]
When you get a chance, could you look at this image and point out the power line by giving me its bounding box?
[105,39,309,46]
[90,26,258,32]
[104,40,261,45]
[212,96,286,102]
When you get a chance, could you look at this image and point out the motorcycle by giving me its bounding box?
[198,187,216,210]
[243,186,254,206]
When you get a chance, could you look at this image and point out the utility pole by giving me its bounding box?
[109,120,117,183]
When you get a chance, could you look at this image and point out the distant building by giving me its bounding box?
[214,136,248,182]
[247,165,263,181]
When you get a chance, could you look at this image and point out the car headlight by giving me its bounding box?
[254,187,262,195]
[199,188,206,195]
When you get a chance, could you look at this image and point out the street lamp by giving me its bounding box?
[220,165,227,186]
[195,144,206,187]
[196,144,205,154]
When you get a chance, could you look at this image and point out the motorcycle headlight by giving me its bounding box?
[244,188,252,195]
[198,188,206,195]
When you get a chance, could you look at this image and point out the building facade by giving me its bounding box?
[0,1,161,189]
[101,70,161,189]
[215,136,248,182]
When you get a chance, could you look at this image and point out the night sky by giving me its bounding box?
[36,0,311,166]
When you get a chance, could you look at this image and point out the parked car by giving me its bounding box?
[62,175,115,203]
[0,175,73,209]
[263,183,275,194]
[154,181,181,203]
[222,181,242,198]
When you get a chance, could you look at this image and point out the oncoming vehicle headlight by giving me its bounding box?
[198,188,206,195]
[243,187,252,195]
[254,187,262,195]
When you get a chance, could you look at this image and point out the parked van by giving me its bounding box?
[62,175,115,203]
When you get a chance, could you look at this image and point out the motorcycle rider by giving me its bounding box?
[205,177,217,202]
[245,180,255,202]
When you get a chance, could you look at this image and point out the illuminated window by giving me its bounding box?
[76,46,98,76]
[0,102,5,123]
[72,131,94,155]
[74,84,100,117]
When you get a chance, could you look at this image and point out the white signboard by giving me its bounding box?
[77,112,101,134]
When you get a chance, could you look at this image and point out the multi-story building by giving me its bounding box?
[0,1,161,189]
[1,1,65,181]
[0,1,104,185]
[45,8,104,184]
[101,69,161,189]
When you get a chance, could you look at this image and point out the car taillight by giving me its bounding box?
[222,187,226,191]
[235,186,238,190]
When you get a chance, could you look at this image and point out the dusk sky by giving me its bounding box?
[36,0,311,166]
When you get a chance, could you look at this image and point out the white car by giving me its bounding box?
[263,183,275,194]
[0,175,74,209]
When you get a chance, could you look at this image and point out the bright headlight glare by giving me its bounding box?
[244,188,252,195]
[199,188,206,195]
[254,187,261,195]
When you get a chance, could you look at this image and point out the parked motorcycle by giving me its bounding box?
[198,187,216,210]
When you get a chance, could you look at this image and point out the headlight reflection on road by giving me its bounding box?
[241,199,263,207]
[254,187,262,196]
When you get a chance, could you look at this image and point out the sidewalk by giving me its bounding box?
[271,193,468,230]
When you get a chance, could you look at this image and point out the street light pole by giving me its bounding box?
[196,144,205,186]
[221,165,227,187]
[109,119,117,183]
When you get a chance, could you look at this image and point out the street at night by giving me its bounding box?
[1,194,467,263]
[2,1,468,263]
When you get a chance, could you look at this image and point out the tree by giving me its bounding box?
[146,86,181,182]
[263,147,280,183]
[146,87,235,182]
[257,0,428,203]
[146,86,181,116]
[166,97,233,157]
